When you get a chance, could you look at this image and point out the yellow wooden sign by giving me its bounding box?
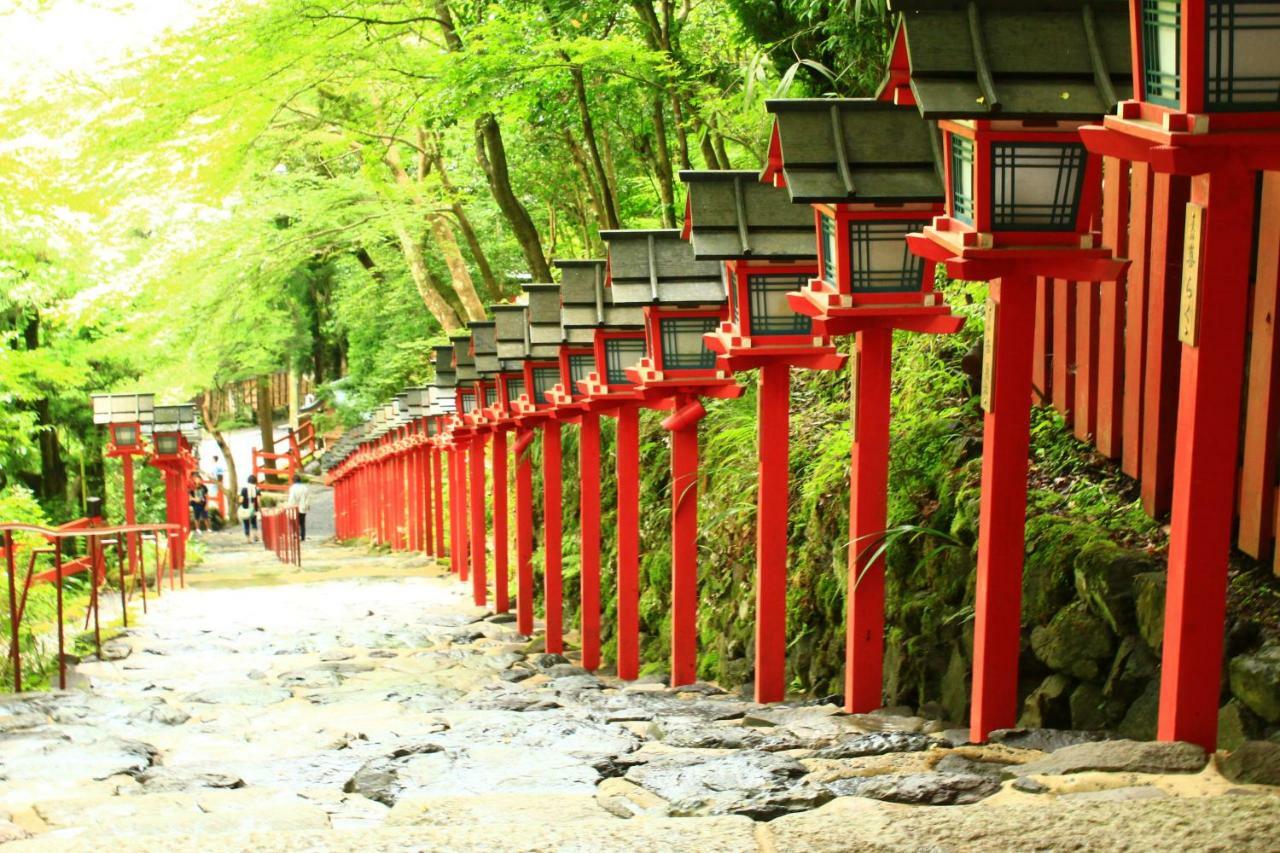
[1179,202,1204,347]
[982,296,997,413]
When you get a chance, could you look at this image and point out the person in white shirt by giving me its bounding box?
[286,473,311,541]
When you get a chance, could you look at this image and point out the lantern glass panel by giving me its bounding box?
[659,317,718,371]
[950,135,975,224]
[569,354,594,385]
[505,376,525,403]
[746,275,811,335]
[1142,0,1181,106]
[156,435,180,455]
[532,367,560,403]
[605,338,646,384]
[484,386,498,407]
[990,143,1086,231]
[1207,1,1280,110]
[113,425,138,447]
[848,222,929,293]
[460,391,476,413]
[820,215,838,283]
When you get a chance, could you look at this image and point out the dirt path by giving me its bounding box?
[1,542,1277,851]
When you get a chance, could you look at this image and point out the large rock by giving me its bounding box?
[1117,679,1160,741]
[1229,644,1280,723]
[1073,540,1156,634]
[811,731,935,759]
[1022,517,1102,625]
[1133,571,1167,651]
[828,771,1001,805]
[1104,635,1158,704]
[184,686,292,706]
[344,743,446,805]
[769,795,1280,852]
[1220,740,1280,786]
[387,792,616,826]
[1218,700,1265,752]
[624,750,828,819]
[1018,674,1074,729]
[648,719,805,752]
[1030,601,1114,680]
[1069,681,1126,731]
[1011,738,1205,776]
[989,728,1110,752]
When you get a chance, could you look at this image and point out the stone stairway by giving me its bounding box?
[1,542,1277,851]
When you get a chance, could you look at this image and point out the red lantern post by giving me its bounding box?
[604,229,743,686]
[1079,0,1280,751]
[893,1,1130,741]
[680,169,846,702]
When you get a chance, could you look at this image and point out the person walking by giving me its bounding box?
[188,479,210,535]
[286,473,310,542]
[239,475,260,543]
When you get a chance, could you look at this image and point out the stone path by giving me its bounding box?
[1,541,1278,851]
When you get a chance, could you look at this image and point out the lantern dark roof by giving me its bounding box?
[451,336,478,383]
[763,100,944,205]
[679,170,817,261]
[555,259,645,333]
[432,345,456,390]
[493,303,528,361]
[888,0,1131,120]
[601,229,724,307]
[469,320,499,376]
[523,283,563,347]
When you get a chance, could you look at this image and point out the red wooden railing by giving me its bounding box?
[2,520,184,692]
[261,506,301,567]
[1032,159,1280,577]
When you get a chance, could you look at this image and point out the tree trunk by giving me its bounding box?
[199,390,238,519]
[427,135,501,300]
[255,375,276,487]
[568,64,620,229]
[21,312,67,502]
[650,93,677,227]
[429,214,487,321]
[392,221,464,332]
[699,127,722,169]
[712,131,732,171]
[670,94,692,170]
[474,113,552,281]
[563,130,610,234]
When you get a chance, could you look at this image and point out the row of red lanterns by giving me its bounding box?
[325,1,1280,752]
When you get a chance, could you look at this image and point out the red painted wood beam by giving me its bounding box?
[1031,278,1052,405]
[469,433,487,607]
[1239,173,1280,560]
[1052,279,1076,421]
[970,275,1037,742]
[579,412,602,671]
[432,448,445,558]
[1096,156,1131,458]
[846,328,892,713]
[1074,280,1100,442]
[493,429,509,612]
[515,427,535,635]
[615,406,641,680]
[1141,173,1191,517]
[448,448,461,576]
[458,442,470,583]
[543,420,564,653]
[1122,162,1154,479]
[1159,168,1256,752]
[755,363,791,703]
[664,395,706,687]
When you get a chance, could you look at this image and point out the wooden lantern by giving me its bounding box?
[603,228,743,687]
[892,0,1130,744]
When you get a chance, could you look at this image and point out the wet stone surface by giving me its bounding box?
[2,538,1279,850]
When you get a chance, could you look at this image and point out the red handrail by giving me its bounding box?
[2,521,183,692]
[260,507,301,567]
